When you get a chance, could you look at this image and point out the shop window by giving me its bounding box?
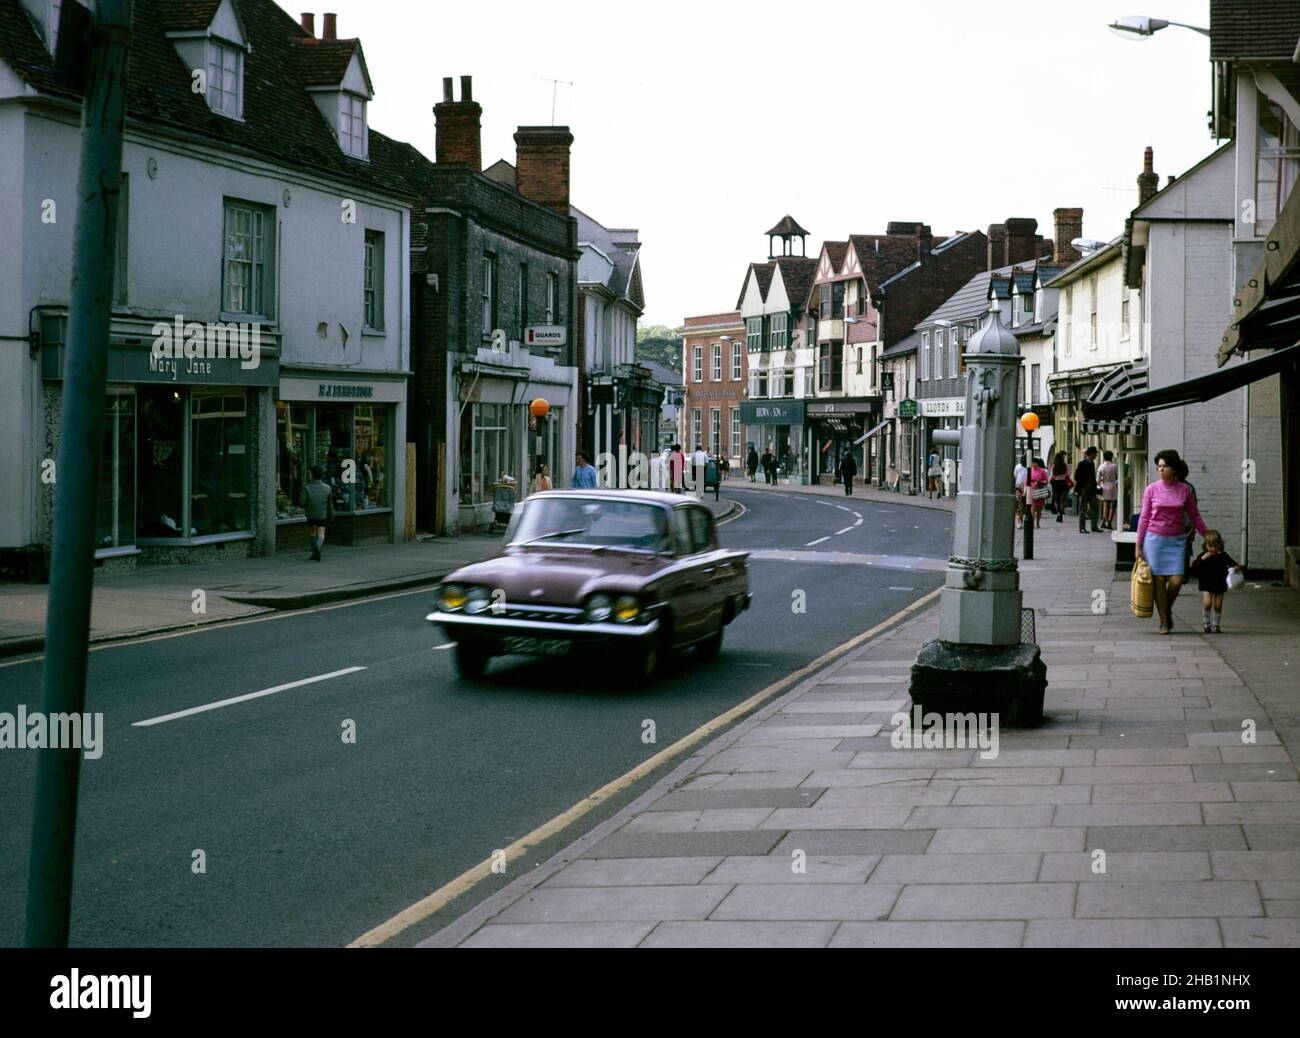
[190,390,249,536]
[315,404,357,513]
[96,390,135,549]
[461,402,518,506]
[353,404,389,510]
[276,400,309,519]
[136,387,186,538]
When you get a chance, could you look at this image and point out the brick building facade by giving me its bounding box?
[679,312,747,465]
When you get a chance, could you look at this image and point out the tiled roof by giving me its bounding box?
[293,37,367,89]
[1210,0,1300,60]
[824,240,848,274]
[774,256,818,310]
[989,274,1012,299]
[848,233,924,287]
[918,259,1052,327]
[737,262,775,309]
[766,214,809,237]
[1011,269,1035,295]
[0,0,410,199]
[882,328,922,358]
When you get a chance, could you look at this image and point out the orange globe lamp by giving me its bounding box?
[530,398,550,419]
[1019,411,1040,433]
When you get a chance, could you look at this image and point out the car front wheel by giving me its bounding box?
[455,643,491,679]
[696,622,724,661]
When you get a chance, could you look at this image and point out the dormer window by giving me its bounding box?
[207,39,243,118]
[338,93,367,158]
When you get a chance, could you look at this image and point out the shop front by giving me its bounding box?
[740,399,805,481]
[806,398,881,486]
[275,374,406,550]
[40,321,279,568]
[918,397,965,496]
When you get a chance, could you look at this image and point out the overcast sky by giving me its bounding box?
[299,0,1216,329]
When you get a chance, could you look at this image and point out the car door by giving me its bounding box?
[686,506,742,629]
[661,506,709,644]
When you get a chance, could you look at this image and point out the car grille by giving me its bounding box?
[491,604,587,624]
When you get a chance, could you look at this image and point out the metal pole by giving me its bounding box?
[1022,438,1034,561]
[26,0,133,948]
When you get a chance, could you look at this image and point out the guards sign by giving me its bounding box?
[526,325,566,347]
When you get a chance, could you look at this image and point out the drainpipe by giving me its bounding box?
[1242,381,1250,571]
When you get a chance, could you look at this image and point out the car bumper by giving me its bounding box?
[427,611,661,642]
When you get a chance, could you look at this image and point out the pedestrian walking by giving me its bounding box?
[839,448,858,496]
[528,459,552,495]
[1190,529,1239,634]
[1028,456,1051,527]
[1073,446,1101,533]
[1136,448,1208,635]
[1098,450,1119,529]
[571,450,598,489]
[719,454,730,481]
[1049,451,1071,522]
[301,465,332,562]
[762,447,776,485]
[927,451,942,498]
[669,443,686,493]
[1013,459,1028,522]
[746,446,759,483]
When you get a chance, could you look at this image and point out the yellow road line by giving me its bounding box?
[347,585,940,948]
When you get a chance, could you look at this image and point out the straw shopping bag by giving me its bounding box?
[1130,558,1153,618]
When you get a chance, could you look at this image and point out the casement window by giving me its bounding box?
[832,282,844,319]
[949,328,959,378]
[731,341,742,380]
[482,254,496,337]
[1030,363,1041,405]
[1018,365,1026,405]
[769,312,787,350]
[223,199,274,316]
[338,93,367,158]
[746,316,763,353]
[546,272,559,324]
[363,230,384,329]
[1120,285,1131,341]
[817,342,842,392]
[770,367,784,397]
[730,408,740,458]
[692,345,703,382]
[207,40,242,118]
[692,409,702,448]
[711,343,722,381]
[803,369,814,396]
[1089,273,1099,349]
[920,332,930,380]
[819,284,831,320]
[710,409,721,454]
[783,369,795,396]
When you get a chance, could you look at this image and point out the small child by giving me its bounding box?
[1190,529,1238,633]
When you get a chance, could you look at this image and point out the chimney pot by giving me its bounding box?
[300,12,315,36]
[1003,217,1039,267]
[1137,146,1160,206]
[442,77,454,102]
[434,76,483,172]
[461,76,473,102]
[322,12,336,39]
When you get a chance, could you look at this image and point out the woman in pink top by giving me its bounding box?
[1136,449,1208,634]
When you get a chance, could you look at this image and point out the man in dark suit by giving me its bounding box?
[1073,446,1100,534]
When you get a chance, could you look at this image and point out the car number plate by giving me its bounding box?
[501,636,571,657]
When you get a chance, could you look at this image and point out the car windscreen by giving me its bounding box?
[511,498,669,551]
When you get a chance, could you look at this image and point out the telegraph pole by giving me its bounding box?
[26,0,133,947]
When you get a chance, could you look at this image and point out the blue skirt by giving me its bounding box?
[1145,532,1186,577]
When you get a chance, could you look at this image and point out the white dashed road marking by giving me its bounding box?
[805,536,830,546]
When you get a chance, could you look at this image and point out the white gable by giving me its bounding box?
[341,51,372,99]
[209,0,248,48]
[739,268,766,319]
[765,267,790,313]
[1136,145,1233,222]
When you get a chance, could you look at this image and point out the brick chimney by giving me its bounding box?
[322,12,337,39]
[987,223,1007,270]
[1053,207,1083,266]
[1137,146,1159,206]
[514,126,574,215]
[1004,218,1040,267]
[434,76,482,172]
[300,12,315,35]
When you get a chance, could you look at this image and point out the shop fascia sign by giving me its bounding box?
[525,325,566,347]
[919,398,965,417]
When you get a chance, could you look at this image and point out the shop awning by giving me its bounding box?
[1083,343,1300,421]
[854,419,890,445]
[1080,362,1148,435]
[1220,180,1300,366]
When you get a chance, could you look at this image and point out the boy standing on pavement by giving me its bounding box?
[1073,446,1101,534]
[302,465,332,561]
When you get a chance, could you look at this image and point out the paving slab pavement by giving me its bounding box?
[424,511,1300,948]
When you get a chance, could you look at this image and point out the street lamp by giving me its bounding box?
[1108,14,1210,38]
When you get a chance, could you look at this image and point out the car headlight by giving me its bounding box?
[465,586,492,614]
[613,595,641,623]
[584,593,613,622]
[439,584,468,612]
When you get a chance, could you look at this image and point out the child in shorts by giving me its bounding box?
[1190,529,1238,633]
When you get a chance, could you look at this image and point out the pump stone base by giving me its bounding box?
[909,640,1048,728]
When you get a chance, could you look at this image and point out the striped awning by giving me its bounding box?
[1081,362,1148,436]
